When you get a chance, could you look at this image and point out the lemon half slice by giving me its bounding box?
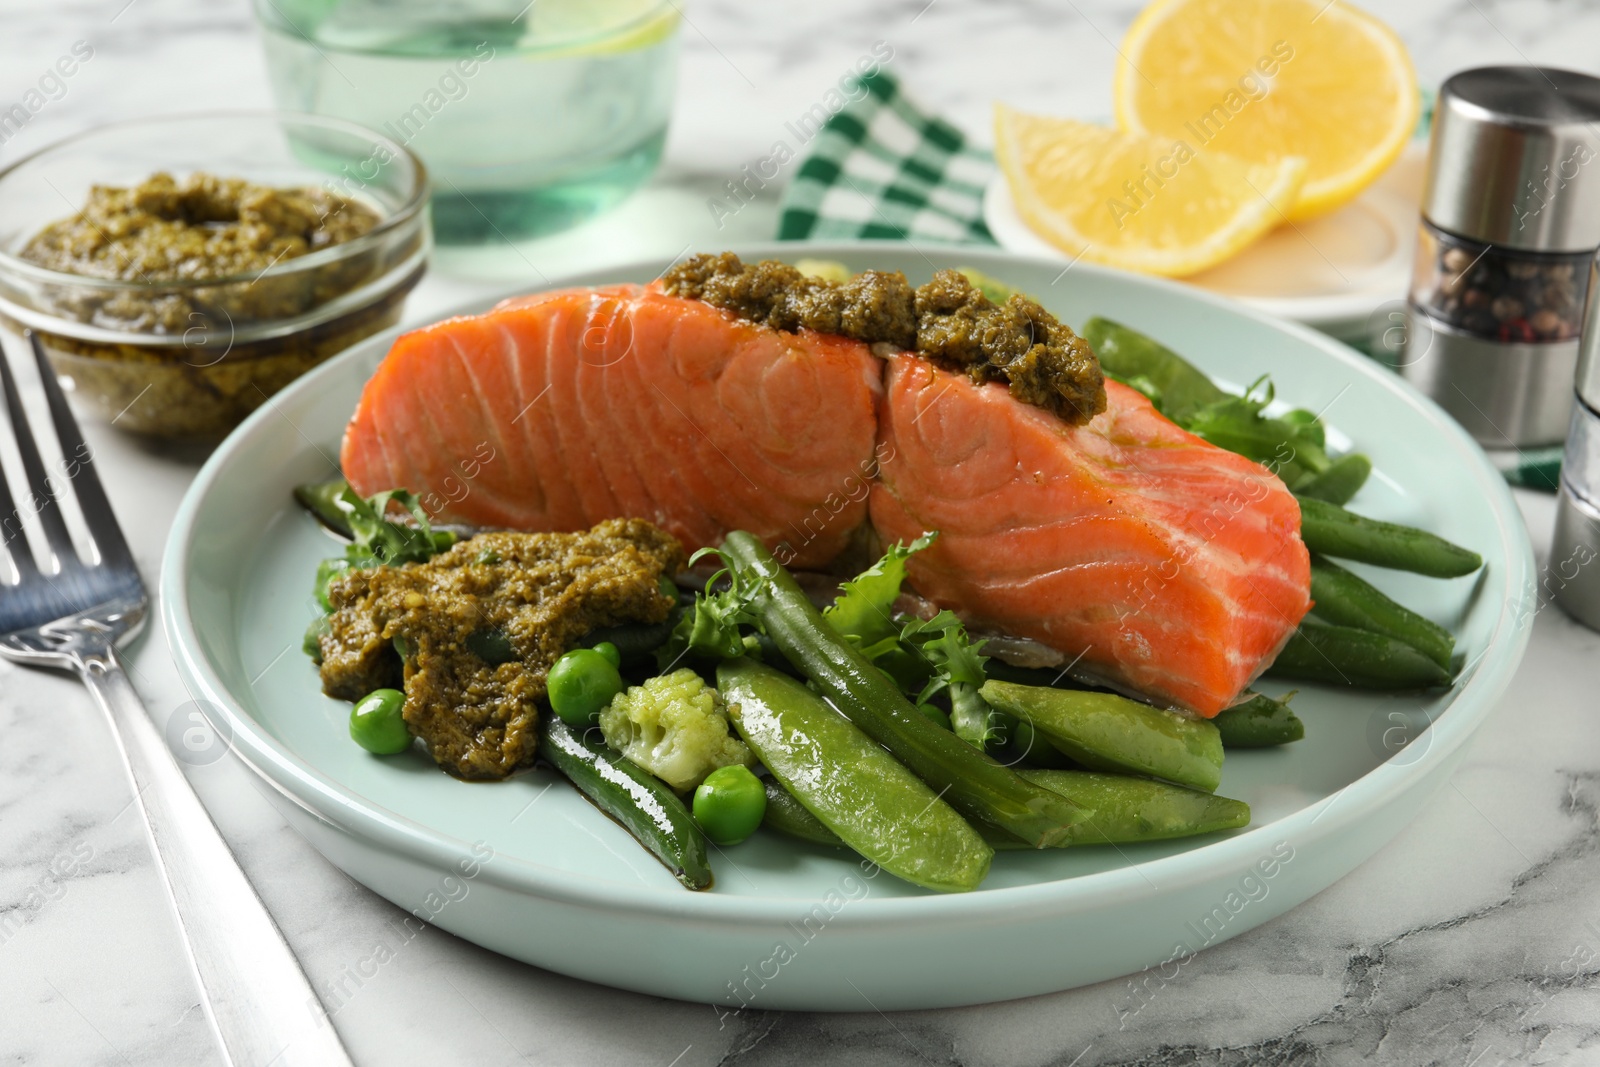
[1114,0,1417,220]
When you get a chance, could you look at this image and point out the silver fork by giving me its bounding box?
[0,333,354,1067]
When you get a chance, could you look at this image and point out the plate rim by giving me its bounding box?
[981,173,1414,330]
[159,239,1536,923]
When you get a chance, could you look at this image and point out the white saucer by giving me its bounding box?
[983,143,1427,344]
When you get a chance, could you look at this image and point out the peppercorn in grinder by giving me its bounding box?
[1401,67,1600,447]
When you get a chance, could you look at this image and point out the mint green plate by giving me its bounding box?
[161,242,1534,1011]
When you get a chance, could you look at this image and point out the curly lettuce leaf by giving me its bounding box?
[823,531,937,649]
[899,611,998,749]
[341,487,455,567]
[656,546,762,668]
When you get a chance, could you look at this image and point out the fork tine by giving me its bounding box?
[0,336,77,573]
[0,379,35,580]
[26,332,133,571]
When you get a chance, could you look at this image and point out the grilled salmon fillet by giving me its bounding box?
[870,354,1311,715]
[341,286,884,570]
[342,287,1312,714]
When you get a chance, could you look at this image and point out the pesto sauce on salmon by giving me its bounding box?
[661,252,1106,425]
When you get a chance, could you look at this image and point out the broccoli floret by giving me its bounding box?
[598,669,754,792]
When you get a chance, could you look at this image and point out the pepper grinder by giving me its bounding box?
[1552,259,1600,630]
[1401,66,1600,447]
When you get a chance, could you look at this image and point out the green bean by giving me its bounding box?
[1080,317,1229,422]
[980,679,1224,792]
[719,532,1085,848]
[537,718,711,890]
[1266,621,1453,689]
[984,660,1082,689]
[303,615,330,664]
[583,618,676,665]
[1310,556,1454,667]
[1296,453,1372,506]
[720,658,992,891]
[313,556,352,612]
[465,627,516,665]
[996,717,1075,768]
[1212,693,1304,748]
[1296,496,1483,578]
[1018,771,1250,843]
[294,479,356,539]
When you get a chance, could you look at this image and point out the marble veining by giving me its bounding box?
[3,1,1600,1064]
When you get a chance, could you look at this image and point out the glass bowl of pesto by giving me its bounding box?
[0,111,429,439]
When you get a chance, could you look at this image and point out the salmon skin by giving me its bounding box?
[341,286,885,570]
[869,355,1311,716]
[343,290,1312,715]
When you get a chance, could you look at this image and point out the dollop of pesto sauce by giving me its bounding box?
[662,251,1106,424]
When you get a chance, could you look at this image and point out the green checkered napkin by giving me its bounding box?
[776,71,993,245]
[776,72,1560,491]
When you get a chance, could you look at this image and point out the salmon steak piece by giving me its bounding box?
[340,285,884,570]
[870,354,1312,716]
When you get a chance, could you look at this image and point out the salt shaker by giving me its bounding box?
[1401,66,1600,447]
[1551,260,1600,630]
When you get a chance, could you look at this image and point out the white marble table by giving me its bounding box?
[3,1,1600,1063]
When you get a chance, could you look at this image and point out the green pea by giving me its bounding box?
[350,688,411,754]
[592,641,622,669]
[547,649,625,726]
[916,702,952,730]
[692,765,767,846]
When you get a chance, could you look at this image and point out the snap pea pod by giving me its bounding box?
[773,770,1249,851]
[719,532,1085,848]
[720,658,992,892]
[1212,693,1304,748]
[1266,621,1453,689]
[1310,556,1455,668]
[1296,496,1483,578]
[294,479,356,539]
[536,718,712,891]
[1080,317,1229,423]
[761,779,848,847]
[763,778,1032,853]
[1018,770,1250,843]
[1296,453,1372,506]
[979,679,1224,792]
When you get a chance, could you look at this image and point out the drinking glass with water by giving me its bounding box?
[255,0,680,245]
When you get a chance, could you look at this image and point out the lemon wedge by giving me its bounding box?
[994,104,1306,277]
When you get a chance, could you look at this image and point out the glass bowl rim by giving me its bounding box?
[0,109,430,292]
